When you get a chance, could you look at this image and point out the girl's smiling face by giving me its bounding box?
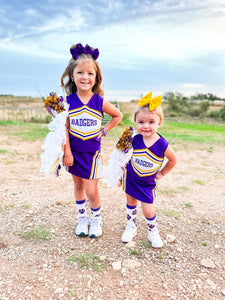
[72,59,96,93]
[135,109,162,137]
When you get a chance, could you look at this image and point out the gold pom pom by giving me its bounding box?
[116,127,134,153]
[43,92,65,114]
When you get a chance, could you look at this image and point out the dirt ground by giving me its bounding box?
[0,132,225,300]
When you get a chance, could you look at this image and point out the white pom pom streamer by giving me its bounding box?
[40,100,69,178]
[102,127,134,189]
[102,147,133,189]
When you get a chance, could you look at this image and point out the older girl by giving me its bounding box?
[61,43,122,238]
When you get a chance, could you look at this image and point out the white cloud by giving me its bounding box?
[0,0,225,97]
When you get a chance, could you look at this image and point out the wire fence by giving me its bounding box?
[0,107,50,123]
[0,101,120,123]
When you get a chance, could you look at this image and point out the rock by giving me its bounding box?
[112,261,121,271]
[177,247,183,253]
[197,273,209,280]
[205,279,216,290]
[122,259,141,270]
[125,241,136,249]
[0,242,8,248]
[54,288,63,294]
[166,234,176,243]
[214,243,221,249]
[200,258,216,269]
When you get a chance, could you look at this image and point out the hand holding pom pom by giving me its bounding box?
[102,127,134,188]
[43,92,66,117]
[116,127,134,153]
[40,92,69,178]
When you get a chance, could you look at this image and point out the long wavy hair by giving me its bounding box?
[61,45,104,97]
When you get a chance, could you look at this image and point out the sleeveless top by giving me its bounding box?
[66,93,104,152]
[126,133,169,184]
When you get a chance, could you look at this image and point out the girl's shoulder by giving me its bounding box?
[66,92,76,103]
[93,93,104,102]
[157,133,169,146]
[132,134,143,146]
[153,133,169,155]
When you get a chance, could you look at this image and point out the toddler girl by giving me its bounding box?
[121,92,177,247]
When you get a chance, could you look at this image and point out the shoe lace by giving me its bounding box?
[79,217,88,225]
[91,217,101,227]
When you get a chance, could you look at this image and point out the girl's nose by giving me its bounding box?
[82,72,88,78]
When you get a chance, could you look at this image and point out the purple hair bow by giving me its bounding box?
[70,43,99,60]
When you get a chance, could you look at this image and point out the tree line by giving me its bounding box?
[163,92,225,121]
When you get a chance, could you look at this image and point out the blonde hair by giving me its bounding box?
[61,45,104,97]
[134,105,164,123]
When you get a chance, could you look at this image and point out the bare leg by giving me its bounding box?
[84,178,101,209]
[141,202,155,219]
[72,175,85,200]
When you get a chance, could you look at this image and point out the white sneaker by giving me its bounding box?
[148,227,163,248]
[89,217,102,238]
[75,216,89,236]
[121,225,137,243]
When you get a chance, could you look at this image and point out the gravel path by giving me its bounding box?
[0,135,225,300]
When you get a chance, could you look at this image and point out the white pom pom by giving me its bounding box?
[102,148,133,189]
[40,102,69,178]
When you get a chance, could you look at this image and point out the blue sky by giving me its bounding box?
[0,0,225,101]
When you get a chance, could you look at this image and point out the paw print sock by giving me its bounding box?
[145,214,157,231]
[76,199,88,218]
[126,204,137,227]
[91,206,101,219]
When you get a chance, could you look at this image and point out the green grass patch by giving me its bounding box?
[184,202,193,208]
[201,242,208,246]
[69,253,107,272]
[0,149,8,154]
[159,188,180,194]
[159,121,225,144]
[193,179,205,185]
[1,119,224,144]
[0,121,49,142]
[161,209,182,219]
[129,248,142,258]
[22,226,51,241]
[139,240,152,248]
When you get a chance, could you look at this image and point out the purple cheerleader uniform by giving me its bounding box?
[122,133,169,203]
[66,93,103,179]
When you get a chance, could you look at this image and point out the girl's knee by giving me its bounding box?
[126,195,138,206]
[86,189,99,201]
[141,203,155,218]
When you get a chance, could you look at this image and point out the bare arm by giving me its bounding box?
[63,117,74,167]
[99,100,123,137]
[156,145,177,180]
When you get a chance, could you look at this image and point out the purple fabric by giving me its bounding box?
[70,43,99,60]
[126,134,168,184]
[66,93,104,152]
[67,150,102,179]
[122,134,169,203]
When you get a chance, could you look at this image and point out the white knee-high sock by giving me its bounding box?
[76,199,88,218]
[91,206,101,219]
[145,214,157,231]
[126,204,137,227]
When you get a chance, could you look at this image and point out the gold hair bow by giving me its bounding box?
[138,92,162,111]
